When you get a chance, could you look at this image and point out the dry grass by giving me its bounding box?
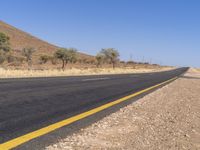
[189,68,200,73]
[0,67,173,78]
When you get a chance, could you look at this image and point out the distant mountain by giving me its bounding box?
[0,20,93,59]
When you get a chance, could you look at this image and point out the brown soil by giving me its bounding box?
[0,20,93,63]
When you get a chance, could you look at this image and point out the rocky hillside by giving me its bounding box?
[0,20,92,59]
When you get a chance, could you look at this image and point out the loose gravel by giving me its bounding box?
[46,69,200,150]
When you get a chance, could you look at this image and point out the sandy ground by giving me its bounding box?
[0,67,173,78]
[46,68,200,150]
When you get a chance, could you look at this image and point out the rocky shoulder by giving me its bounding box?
[46,68,200,150]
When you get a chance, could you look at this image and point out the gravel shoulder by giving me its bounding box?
[46,68,200,150]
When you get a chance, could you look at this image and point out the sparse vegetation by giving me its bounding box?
[50,56,57,65]
[0,32,14,64]
[0,22,168,76]
[95,53,105,68]
[99,48,119,69]
[22,47,36,69]
[39,55,50,64]
[54,48,77,70]
[0,32,11,52]
[6,52,16,63]
[0,51,6,64]
[15,56,25,64]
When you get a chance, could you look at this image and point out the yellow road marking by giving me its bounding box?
[0,77,178,150]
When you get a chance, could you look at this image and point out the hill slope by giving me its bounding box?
[0,20,92,59]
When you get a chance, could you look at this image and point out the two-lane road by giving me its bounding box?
[0,67,188,149]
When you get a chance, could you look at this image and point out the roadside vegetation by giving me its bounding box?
[0,32,11,64]
[0,32,171,78]
[22,47,35,69]
[54,48,77,70]
[98,48,120,69]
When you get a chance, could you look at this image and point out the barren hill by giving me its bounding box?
[0,20,92,59]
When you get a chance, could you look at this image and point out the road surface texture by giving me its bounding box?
[0,68,187,149]
[46,68,200,150]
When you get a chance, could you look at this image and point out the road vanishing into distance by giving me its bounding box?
[0,67,188,149]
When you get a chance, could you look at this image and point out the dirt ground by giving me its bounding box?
[46,68,200,150]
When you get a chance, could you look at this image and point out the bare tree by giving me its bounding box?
[22,47,35,69]
[100,48,119,69]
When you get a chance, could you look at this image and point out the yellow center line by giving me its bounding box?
[0,76,178,150]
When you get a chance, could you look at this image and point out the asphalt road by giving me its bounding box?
[0,67,188,147]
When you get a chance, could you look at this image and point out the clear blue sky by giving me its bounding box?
[1,0,200,67]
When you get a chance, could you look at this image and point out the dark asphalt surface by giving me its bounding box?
[0,67,188,145]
